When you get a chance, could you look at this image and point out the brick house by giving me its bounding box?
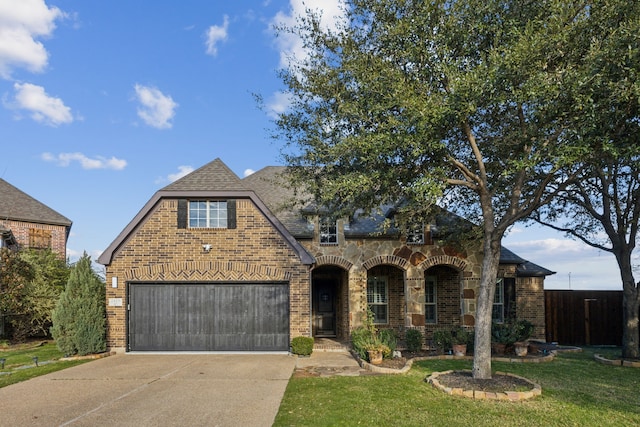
[98,158,553,352]
[0,179,72,259]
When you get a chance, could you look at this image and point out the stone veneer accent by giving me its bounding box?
[303,230,546,342]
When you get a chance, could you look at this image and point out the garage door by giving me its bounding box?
[128,283,290,352]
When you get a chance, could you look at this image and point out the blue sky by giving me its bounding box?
[0,0,629,290]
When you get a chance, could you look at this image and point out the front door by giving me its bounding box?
[312,280,336,337]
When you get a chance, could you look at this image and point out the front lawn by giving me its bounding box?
[275,347,640,426]
[0,341,90,388]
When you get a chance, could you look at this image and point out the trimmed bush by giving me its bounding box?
[405,328,423,352]
[291,336,314,356]
[51,253,106,356]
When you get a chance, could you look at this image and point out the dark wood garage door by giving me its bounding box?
[128,282,290,351]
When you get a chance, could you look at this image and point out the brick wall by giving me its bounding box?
[103,198,310,350]
[0,219,67,259]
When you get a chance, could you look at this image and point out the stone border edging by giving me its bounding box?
[426,369,542,401]
[354,352,555,374]
[60,351,116,361]
[594,353,640,368]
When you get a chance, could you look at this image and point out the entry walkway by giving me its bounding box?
[293,339,368,377]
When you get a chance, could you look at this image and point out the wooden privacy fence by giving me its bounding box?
[545,290,623,346]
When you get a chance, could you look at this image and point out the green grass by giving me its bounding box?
[274,348,640,426]
[0,341,89,388]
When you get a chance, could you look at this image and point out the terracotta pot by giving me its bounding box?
[514,342,528,357]
[492,342,507,355]
[452,344,467,356]
[367,350,383,365]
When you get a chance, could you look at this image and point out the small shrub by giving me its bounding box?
[433,328,453,352]
[405,329,423,352]
[351,326,374,360]
[291,336,314,356]
[378,329,397,358]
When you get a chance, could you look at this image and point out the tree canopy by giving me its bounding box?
[272,0,633,378]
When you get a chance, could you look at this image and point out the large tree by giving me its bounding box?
[534,3,640,358]
[272,0,623,378]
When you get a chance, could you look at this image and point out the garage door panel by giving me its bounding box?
[129,283,289,351]
[129,285,175,351]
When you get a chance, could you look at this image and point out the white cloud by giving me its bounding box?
[266,91,292,119]
[271,0,346,69]
[168,165,194,182]
[267,1,346,116]
[133,84,178,129]
[0,0,65,78]
[9,82,72,126]
[205,15,229,57]
[243,168,255,177]
[42,152,127,170]
[155,165,195,184]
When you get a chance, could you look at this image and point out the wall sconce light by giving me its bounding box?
[202,244,212,252]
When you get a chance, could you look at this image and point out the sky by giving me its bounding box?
[0,0,631,290]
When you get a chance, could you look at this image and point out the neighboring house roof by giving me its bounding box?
[0,178,72,228]
[98,158,314,266]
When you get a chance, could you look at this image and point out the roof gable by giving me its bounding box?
[0,178,72,227]
[99,160,314,266]
[161,158,247,192]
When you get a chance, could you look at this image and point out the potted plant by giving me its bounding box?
[512,319,534,357]
[364,341,390,365]
[491,322,513,355]
[451,326,472,356]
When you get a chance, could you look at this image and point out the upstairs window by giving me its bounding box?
[319,217,337,244]
[189,200,227,228]
[407,224,424,244]
[367,276,388,324]
[178,199,236,230]
[425,276,437,324]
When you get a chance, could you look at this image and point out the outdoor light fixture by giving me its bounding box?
[202,244,212,252]
[112,276,118,288]
[0,358,5,369]
[32,356,38,367]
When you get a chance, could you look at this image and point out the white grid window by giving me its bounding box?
[189,201,227,228]
[367,276,388,324]
[425,276,437,324]
[319,217,337,244]
[407,224,424,244]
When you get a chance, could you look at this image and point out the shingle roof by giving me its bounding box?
[242,166,313,237]
[98,159,314,266]
[0,178,72,227]
[161,158,248,192]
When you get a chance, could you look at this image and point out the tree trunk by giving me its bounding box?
[622,286,640,359]
[472,235,502,379]
[615,248,639,359]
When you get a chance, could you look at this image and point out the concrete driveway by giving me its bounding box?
[0,353,296,427]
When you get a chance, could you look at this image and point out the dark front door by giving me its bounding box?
[313,280,336,337]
